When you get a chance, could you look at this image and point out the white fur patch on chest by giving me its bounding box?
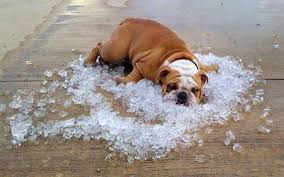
[168,59,199,76]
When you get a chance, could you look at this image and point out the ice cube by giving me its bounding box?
[42,80,48,85]
[244,105,251,112]
[204,127,213,134]
[8,113,33,144]
[224,130,235,146]
[263,107,271,112]
[257,125,271,134]
[273,44,279,49]
[83,135,91,142]
[197,139,204,147]
[233,113,242,122]
[252,95,264,105]
[44,70,53,77]
[37,99,48,107]
[265,119,273,126]
[194,154,209,163]
[47,80,59,94]
[256,89,264,96]
[0,104,6,112]
[26,94,34,104]
[19,104,32,115]
[48,98,56,104]
[57,70,68,78]
[260,110,270,120]
[26,60,32,65]
[233,143,242,153]
[39,87,47,94]
[59,111,68,118]
[34,108,46,118]
[50,108,57,113]
[64,99,72,108]
[28,134,37,142]
[9,97,22,109]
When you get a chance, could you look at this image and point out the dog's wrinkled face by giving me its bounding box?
[156,61,208,106]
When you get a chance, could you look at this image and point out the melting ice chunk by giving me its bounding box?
[197,139,204,147]
[8,114,33,144]
[194,154,209,163]
[57,70,68,78]
[257,125,271,134]
[50,108,57,113]
[59,111,68,118]
[233,143,242,153]
[64,99,72,108]
[34,108,46,118]
[0,104,6,112]
[260,107,271,119]
[273,44,279,49]
[9,96,22,109]
[26,61,32,65]
[233,113,243,122]
[204,127,213,134]
[256,89,264,96]
[37,99,48,107]
[265,119,273,126]
[44,70,53,77]
[39,87,48,94]
[42,80,48,85]
[224,130,235,146]
[244,105,251,112]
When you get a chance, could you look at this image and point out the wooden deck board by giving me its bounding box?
[0,0,283,176]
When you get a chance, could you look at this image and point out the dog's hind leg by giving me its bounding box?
[84,42,102,67]
[199,63,219,73]
[114,66,143,84]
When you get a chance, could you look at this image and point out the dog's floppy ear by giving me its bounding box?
[195,70,208,86]
[156,66,171,84]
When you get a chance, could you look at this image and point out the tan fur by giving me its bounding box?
[156,67,181,95]
[84,18,219,103]
[194,70,208,102]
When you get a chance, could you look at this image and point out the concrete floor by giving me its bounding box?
[0,0,283,176]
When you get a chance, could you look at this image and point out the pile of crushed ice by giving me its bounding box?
[3,53,266,162]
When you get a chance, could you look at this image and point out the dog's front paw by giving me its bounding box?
[200,93,209,104]
[113,76,125,84]
[83,58,96,67]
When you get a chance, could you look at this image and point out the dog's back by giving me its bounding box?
[84,18,197,82]
[118,18,188,60]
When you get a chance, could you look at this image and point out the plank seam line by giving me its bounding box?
[265,79,284,81]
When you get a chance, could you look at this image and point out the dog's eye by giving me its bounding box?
[167,84,177,92]
[191,87,200,94]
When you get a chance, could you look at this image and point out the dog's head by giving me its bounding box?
[156,60,208,106]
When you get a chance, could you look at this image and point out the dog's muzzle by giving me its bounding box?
[176,90,190,106]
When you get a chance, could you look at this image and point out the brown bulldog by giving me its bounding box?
[84,18,219,106]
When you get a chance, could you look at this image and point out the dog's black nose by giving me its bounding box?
[177,91,188,100]
[176,91,188,105]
